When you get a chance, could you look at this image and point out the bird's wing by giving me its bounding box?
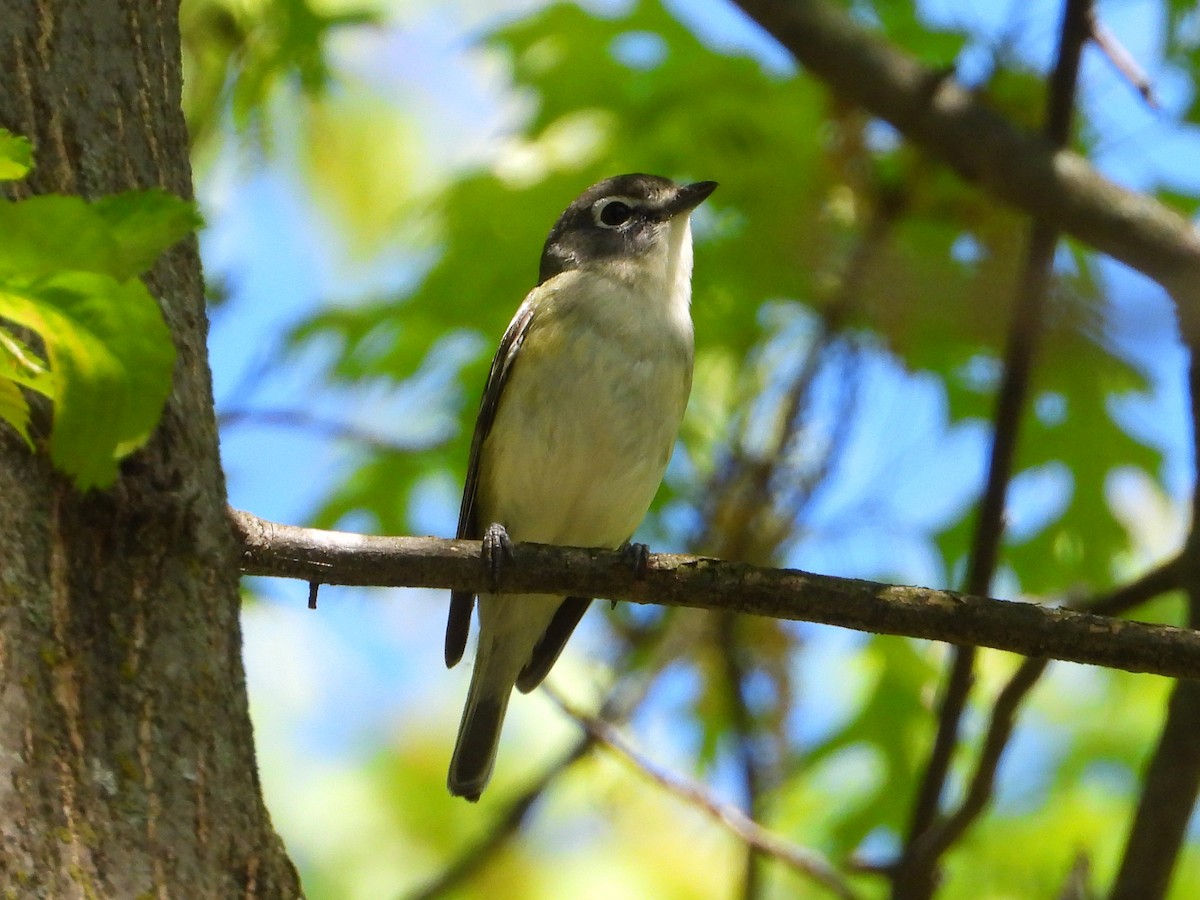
[445,294,540,668]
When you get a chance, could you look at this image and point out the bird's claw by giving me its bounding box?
[483,522,514,590]
[620,541,650,579]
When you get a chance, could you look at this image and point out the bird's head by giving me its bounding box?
[538,174,717,286]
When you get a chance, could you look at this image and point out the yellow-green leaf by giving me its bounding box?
[0,128,32,182]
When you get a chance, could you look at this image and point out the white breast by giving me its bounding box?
[478,218,696,549]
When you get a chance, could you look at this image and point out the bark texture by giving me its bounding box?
[0,1,301,895]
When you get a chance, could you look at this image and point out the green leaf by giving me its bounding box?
[0,186,194,487]
[0,377,32,447]
[0,273,176,489]
[0,191,200,282]
[873,3,968,67]
[92,190,204,275]
[0,196,117,278]
[0,128,33,181]
[0,327,55,396]
[0,325,52,449]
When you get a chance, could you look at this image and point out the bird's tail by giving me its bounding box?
[448,639,515,801]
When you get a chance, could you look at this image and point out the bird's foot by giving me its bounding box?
[619,541,650,579]
[610,542,650,610]
[483,522,514,590]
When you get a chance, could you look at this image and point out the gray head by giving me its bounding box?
[538,174,717,285]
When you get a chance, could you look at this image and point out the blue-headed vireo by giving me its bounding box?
[445,173,717,800]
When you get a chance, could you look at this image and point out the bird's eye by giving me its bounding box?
[594,198,634,228]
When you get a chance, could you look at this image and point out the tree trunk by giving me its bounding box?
[0,1,301,895]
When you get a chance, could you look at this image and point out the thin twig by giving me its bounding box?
[697,185,899,562]
[1108,354,1200,900]
[867,554,1186,882]
[1087,10,1160,109]
[405,597,692,897]
[1058,852,1095,900]
[218,407,421,454]
[404,736,593,900]
[912,656,1050,863]
[689,194,898,894]
[543,687,862,900]
[1082,555,1183,617]
[716,613,768,900]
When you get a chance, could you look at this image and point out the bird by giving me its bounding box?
[445,173,717,800]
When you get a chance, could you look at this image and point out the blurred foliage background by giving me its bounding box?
[185,0,1200,896]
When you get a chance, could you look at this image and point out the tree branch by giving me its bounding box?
[716,613,769,900]
[230,507,1199,679]
[896,2,1091,891]
[728,0,1200,322]
[910,656,1051,867]
[868,553,1183,885]
[1108,680,1200,900]
[1085,555,1183,618]
[544,687,862,900]
[1108,353,1200,900]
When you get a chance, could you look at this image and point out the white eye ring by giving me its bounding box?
[593,196,637,229]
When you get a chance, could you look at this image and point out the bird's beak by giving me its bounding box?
[661,180,718,218]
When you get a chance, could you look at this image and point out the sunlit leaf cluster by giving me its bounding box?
[0,129,198,488]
